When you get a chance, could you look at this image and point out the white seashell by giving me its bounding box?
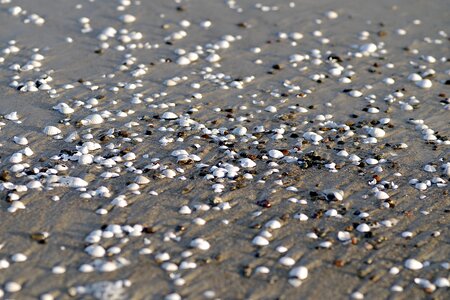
[434,277,450,288]
[294,213,308,221]
[5,112,19,121]
[162,112,178,120]
[404,258,423,270]
[78,154,93,165]
[252,236,269,246]
[367,127,385,138]
[268,149,284,159]
[289,266,308,280]
[415,182,427,190]
[13,136,28,145]
[232,126,247,136]
[120,14,136,23]
[375,191,389,200]
[9,152,23,164]
[240,158,256,168]
[415,79,432,89]
[279,257,296,266]
[176,56,191,65]
[85,245,106,257]
[11,253,27,262]
[43,126,61,136]
[53,103,74,114]
[356,223,371,232]
[303,132,323,142]
[360,43,377,53]
[135,175,150,184]
[179,205,191,215]
[408,73,422,81]
[59,176,88,188]
[255,266,270,274]
[190,238,210,250]
[83,114,104,125]
[161,262,178,272]
[337,231,351,241]
[206,53,221,63]
[4,282,21,293]
[265,220,282,229]
[365,158,378,165]
[348,90,363,97]
[322,189,344,201]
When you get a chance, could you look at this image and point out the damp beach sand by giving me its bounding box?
[0,0,449,299]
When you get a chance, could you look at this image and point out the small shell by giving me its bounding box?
[43,126,61,136]
[190,238,210,250]
[289,266,308,280]
[404,258,423,270]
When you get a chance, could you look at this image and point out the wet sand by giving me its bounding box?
[0,0,449,299]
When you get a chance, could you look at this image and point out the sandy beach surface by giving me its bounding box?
[0,0,449,299]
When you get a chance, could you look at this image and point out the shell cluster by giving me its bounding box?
[0,0,448,299]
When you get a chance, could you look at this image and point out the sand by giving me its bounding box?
[0,0,449,299]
